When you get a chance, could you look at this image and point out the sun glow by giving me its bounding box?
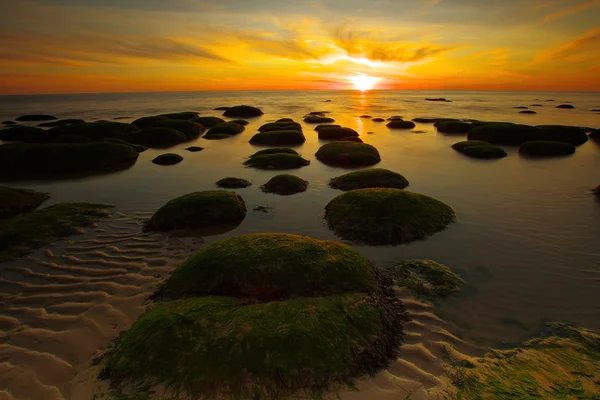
[348,74,380,91]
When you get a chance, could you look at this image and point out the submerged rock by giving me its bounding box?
[222,105,263,118]
[513,106,529,109]
[425,98,452,102]
[203,122,244,139]
[249,147,298,157]
[372,118,385,122]
[530,104,543,107]
[216,177,252,189]
[253,205,272,213]
[325,188,456,245]
[0,186,49,219]
[329,168,409,191]
[316,142,381,167]
[519,141,575,157]
[15,114,57,122]
[386,259,465,299]
[157,112,199,120]
[229,119,249,126]
[2,120,16,125]
[152,153,183,166]
[359,115,372,118]
[261,174,308,195]
[214,106,230,111]
[536,125,589,146]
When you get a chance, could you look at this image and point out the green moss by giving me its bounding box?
[0,203,112,260]
[536,125,589,145]
[49,122,137,141]
[455,144,508,159]
[315,124,340,131]
[152,153,183,166]
[193,116,226,127]
[249,130,306,146]
[315,142,381,167]
[436,121,473,134]
[131,117,204,139]
[0,142,139,180]
[0,186,49,219]
[206,122,244,136]
[261,174,308,195]
[157,112,199,120]
[244,153,310,170]
[329,168,409,191]
[385,259,465,299]
[519,141,575,157]
[103,138,147,152]
[467,123,544,145]
[451,141,491,151]
[0,126,54,143]
[229,119,249,126]
[37,119,85,128]
[304,115,335,123]
[125,127,186,148]
[259,121,302,132]
[317,126,359,140]
[325,188,456,245]
[445,323,600,399]
[250,147,299,157]
[143,191,246,232]
[222,105,263,118]
[387,120,416,129]
[15,114,57,121]
[216,177,251,189]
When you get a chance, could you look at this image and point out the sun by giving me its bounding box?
[348,74,380,91]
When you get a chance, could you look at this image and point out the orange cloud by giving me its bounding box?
[531,0,600,27]
[533,27,600,64]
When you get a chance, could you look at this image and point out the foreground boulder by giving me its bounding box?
[316,142,381,167]
[329,168,409,191]
[0,142,139,180]
[0,126,54,143]
[467,123,544,145]
[143,191,246,232]
[261,174,308,195]
[152,153,183,165]
[0,186,49,219]
[519,141,575,157]
[222,105,263,118]
[99,233,407,400]
[249,130,306,146]
[125,127,186,147]
[15,114,57,121]
[325,188,456,245]
[452,141,507,159]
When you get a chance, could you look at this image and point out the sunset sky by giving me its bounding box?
[1,0,600,94]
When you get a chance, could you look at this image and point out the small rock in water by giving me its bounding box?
[185,146,204,152]
[556,104,575,109]
[359,115,372,118]
[425,98,452,102]
[513,106,529,109]
[367,131,374,134]
[253,205,273,213]
[412,130,427,133]
[2,120,16,125]
[519,110,537,114]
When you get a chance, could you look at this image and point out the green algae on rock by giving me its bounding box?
[519,141,576,157]
[325,188,456,245]
[205,122,244,138]
[315,142,381,167]
[452,141,508,159]
[125,127,186,148]
[261,174,308,195]
[143,191,246,232]
[249,130,306,146]
[536,125,589,145]
[0,203,112,260]
[385,259,465,299]
[329,168,409,191]
[222,105,263,118]
[103,138,147,152]
[244,153,310,170]
[193,116,226,127]
[216,177,252,189]
[436,121,473,134]
[0,186,49,219]
[152,153,183,166]
[317,126,359,140]
[249,147,299,157]
[304,115,335,123]
[467,122,544,145]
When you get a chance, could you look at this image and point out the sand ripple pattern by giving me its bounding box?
[0,210,202,400]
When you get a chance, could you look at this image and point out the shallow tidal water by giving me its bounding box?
[0,90,599,399]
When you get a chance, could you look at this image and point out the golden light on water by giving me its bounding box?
[348,74,380,91]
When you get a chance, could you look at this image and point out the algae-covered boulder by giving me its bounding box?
[436,121,473,134]
[53,134,92,144]
[329,169,409,191]
[452,141,507,159]
[0,186,49,219]
[216,177,251,189]
[222,105,263,118]
[132,117,204,139]
[325,188,456,245]
[152,153,183,166]
[49,122,137,141]
[244,153,310,170]
[103,138,147,152]
[15,114,57,122]
[2,120,15,125]
[0,142,139,180]
[316,142,381,167]
[193,116,226,127]
[158,112,199,120]
[315,124,340,131]
[125,127,186,148]
[259,122,302,132]
[37,119,85,128]
[451,140,490,151]
[556,104,574,109]
[341,137,363,143]
[304,115,335,123]
[100,233,407,400]
[205,122,244,138]
[249,130,306,146]
[590,130,600,140]
[229,119,249,126]
[385,259,465,299]
[519,141,575,157]
[261,174,308,195]
[143,191,246,232]
[250,147,298,157]
[467,122,544,145]
[318,126,359,140]
[202,133,230,140]
[0,126,54,143]
[387,120,416,129]
[536,125,589,145]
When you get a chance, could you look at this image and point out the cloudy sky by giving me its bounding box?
[1,0,599,93]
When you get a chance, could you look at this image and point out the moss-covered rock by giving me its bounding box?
[0,186,49,219]
[203,133,231,140]
[467,122,544,145]
[318,126,359,140]
[519,110,537,114]
[37,119,85,128]
[0,203,112,260]
[249,130,306,146]
[185,146,204,152]
[222,105,263,118]
[556,104,575,109]
[214,106,230,111]
[451,140,492,151]
[244,153,310,170]
[519,141,575,157]
[49,122,137,141]
[329,169,409,191]
[132,117,204,139]
[536,125,589,145]
[325,188,456,245]
[590,130,600,140]
[372,118,385,122]
[206,122,244,137]
[53,134,92,144]
[250,147,298,157]
[125,127,186,148]
[157,112,199,120]
[15,114,57,122]
[316,142,381,167]
[388,116,404,121]
[0,142,139,180]
[453,142,508,159]
[425,98,451,102]
[100,233,407,400]
[261,174,308,195]
[341,137,363,143]
[2,120,15,125]
[143,191,246,232]
[258,122,302,132]
[304,115,335,123]
[387,120,416,129]
[216,177,251,189]
[229,119,249,126]
[103,138,147,152]
[444,323,600,399]
[193,116,226,127]
[314,124,340,131]
[385,260,465,299]
[436,121,473,134]
[0,126,54,143]
[152,153,183,166]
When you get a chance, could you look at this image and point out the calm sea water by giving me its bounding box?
[1,90,599,347]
